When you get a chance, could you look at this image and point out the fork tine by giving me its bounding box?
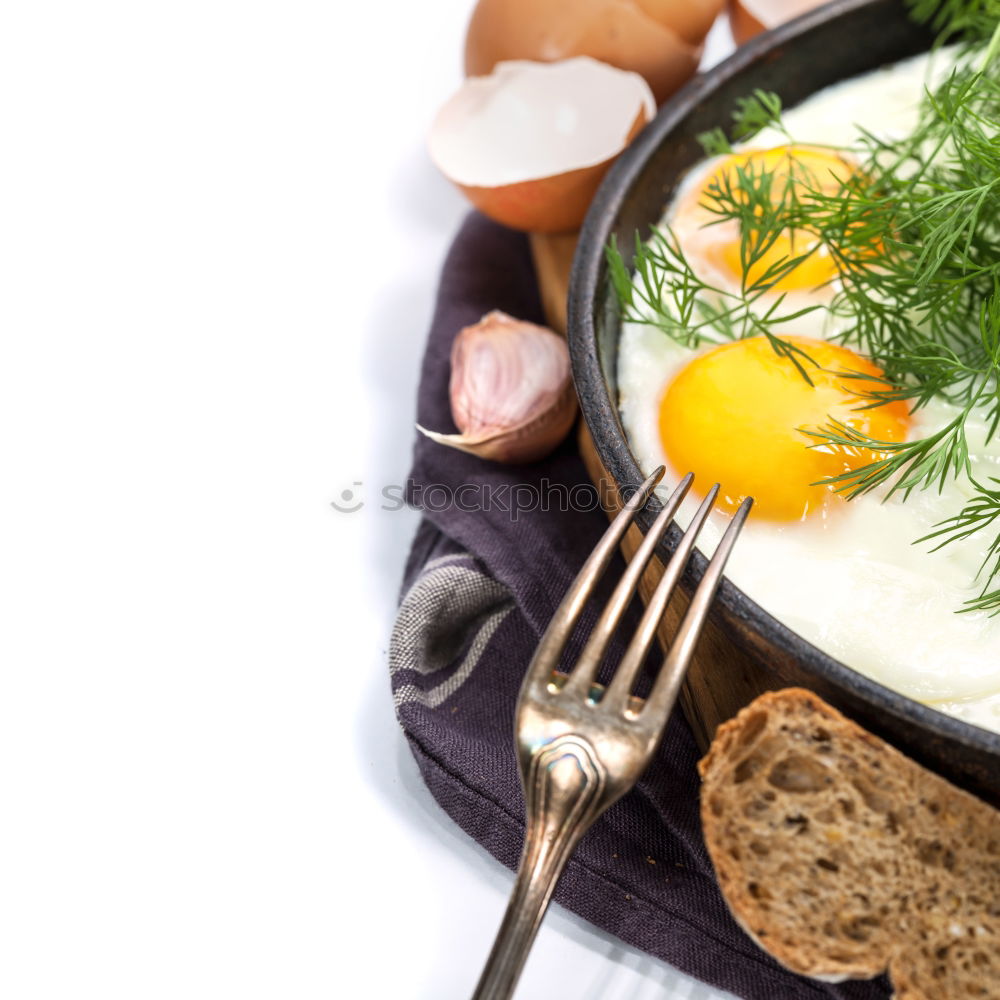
[562,473,693,698]
[600,483,719,711]
[521,465,664,691]
[642,494,753,721]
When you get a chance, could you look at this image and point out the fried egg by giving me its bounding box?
[618,49,1000,733]
[659,335,910,521]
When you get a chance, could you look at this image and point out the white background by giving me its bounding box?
[0,2,737,997]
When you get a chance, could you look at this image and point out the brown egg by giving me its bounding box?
[429,58,655,233]
[729,0,830,45]
[464,0,725,105]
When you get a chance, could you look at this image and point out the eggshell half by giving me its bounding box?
[428,58,655,233]
[464,0,718,104]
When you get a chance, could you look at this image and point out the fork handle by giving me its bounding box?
[472,734,606,1000]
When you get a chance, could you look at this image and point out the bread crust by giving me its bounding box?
[698,688,1000,998]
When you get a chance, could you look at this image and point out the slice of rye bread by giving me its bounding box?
[698,688,1000,999]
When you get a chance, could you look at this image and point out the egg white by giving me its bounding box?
[618,49,1000,734]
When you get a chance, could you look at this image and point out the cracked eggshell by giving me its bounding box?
[464,0,723,104]
[428,58,655,233]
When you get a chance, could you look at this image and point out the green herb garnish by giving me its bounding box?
[607,1,1000,612]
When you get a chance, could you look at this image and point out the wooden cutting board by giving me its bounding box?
[529,231,770,750]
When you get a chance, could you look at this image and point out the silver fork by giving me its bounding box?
[471,466,752,1000]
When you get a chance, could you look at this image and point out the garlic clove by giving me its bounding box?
[417,310,578,464]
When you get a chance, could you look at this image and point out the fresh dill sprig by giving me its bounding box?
[732,90,788,140]
[696,127,731,157]
[696,89,789,154]
[919,478,1000,613]
[803,409,973,501]
[907,0,1000,40]
[804,63,1000,487]
[605,224,825,382]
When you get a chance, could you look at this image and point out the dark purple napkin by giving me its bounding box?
[389,213,891,1000]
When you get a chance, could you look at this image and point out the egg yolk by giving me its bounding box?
[658,336,911,522]
[678,145,855,293]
